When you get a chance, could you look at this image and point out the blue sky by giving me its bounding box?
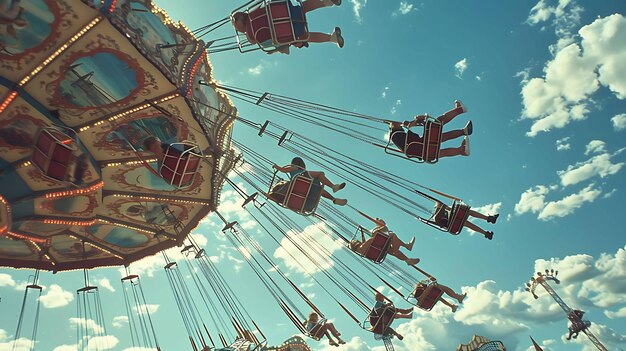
[1,1,626,350]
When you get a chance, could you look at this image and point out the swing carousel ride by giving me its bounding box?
[0,0,613,351]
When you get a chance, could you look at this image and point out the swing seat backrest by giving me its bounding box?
[364,230,391,263]
[32,128,73,182]
[447,202,470,235]
[306,320,326,341]
[413,283,443,311]
[405,118,442,163]
[160,143,201,188]
[284,173,321,215]
[247,0,309,49]
[368,305,396,335]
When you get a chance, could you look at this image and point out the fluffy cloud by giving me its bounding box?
[605,306,626,319]
[39,284,74,309]
[514,185,551,215]
[315,336,373,351]
[555,137,571,151]
[584,140,607,155]
[133,304,159,315]
[98,278,115,292]
[611,113,626,131]
[0,329,35,351]
[69,318,104,334]
[112,316,129,328]
[375,246,626,351]
[350,0,367,23]
[392,1,415,17]
[520,14,626,136]
[454,58,468,79]
[557,150,624,186]
[538,184,601,220]
[248,64,264,76]
[274,222,343,274]
[0,273,15,287]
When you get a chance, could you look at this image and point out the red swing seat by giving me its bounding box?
[306,319,327,341]
[31,128,76,182]
[363,230,391,263]
[239,0,309,52]
[410,282,444,311]
[268,171,322,216]
[385,116,443,164]
[418,201,471,235]
[368,305,396,336]
[159,142,201,188]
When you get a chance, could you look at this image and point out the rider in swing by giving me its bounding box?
[389,100,472,158]
[349,217,420,266]
[430,200,499,240]
[231,0,344,54]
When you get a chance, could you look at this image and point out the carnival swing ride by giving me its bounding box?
[0,0,613,351]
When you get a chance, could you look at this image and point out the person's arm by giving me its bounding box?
[272,164,298,173]
[360,229,366,243]
[404,114,427,128]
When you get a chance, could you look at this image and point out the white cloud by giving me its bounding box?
[555,137,571,151]
[273,222,343,275]
[521,14,626,136]
[611,113,626,131]
[52,345,78,351]
[39,284,74,309]
[98,278,115,292]
[392,1,415,17]
[247,64,263,76]
[0,329,35,351]
[390,99,402,115]
[514,185,551,215]
[381,86,389,99]
[454,58,468,79]
[514,184,602,221]
[121,347,160,351]
[557,151,624,186]
[605,306,626,319]
[538,184,601,220]
[0,273,15,287]
[526,338,555,351]
[112,316,129,328]
[69,318,104,334]
[350,0,367,23]
[84,335,119,351]
[376,246,626,351]
[133,304,159,315]
[316,336,373,351]
[584,140,607,155]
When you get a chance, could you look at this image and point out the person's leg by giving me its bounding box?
[467,209,489,221]
[464,221,493,239]
[388,246,420,265]
[321,190,347,205]
[388,233,414,250]
[436,104,465,126]
[438,297,457,312]
[396,307,414,314]
[394,312,413,319]
[307,170,345,192]
[439,137,468,158]
[389,328,404,341]
[302,0,339,13]
[441,129,464,142]
[326,323,343,340]
[308,32,332,43]
[438,284,466,303]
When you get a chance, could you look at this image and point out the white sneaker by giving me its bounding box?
[462,136,470,156]
[455,100,468,113]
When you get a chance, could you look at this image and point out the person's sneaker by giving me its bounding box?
[332,182,346,193]
[451,305,458,313]
[458,292,467,304]
[332,0,342,5]
[406,258,420,266]
[407,237,415,251]
[455,100,468,113]
[329,340,339,347]
[487,214,499,224]
[463,120,473,136]
[337,338,346,345]
[332,27,344,48]
[396,334,404,341]
[461,136,470,156]
[485,231,494,240]
[333,198,347,206]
